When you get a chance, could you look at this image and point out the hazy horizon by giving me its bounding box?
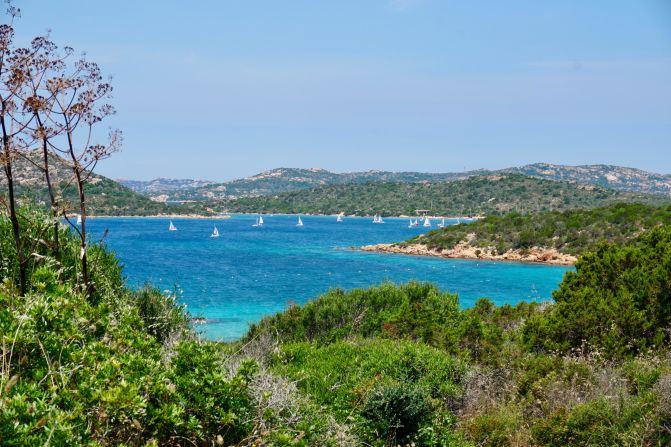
[12,0,671,181]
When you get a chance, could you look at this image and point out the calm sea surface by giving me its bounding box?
[87,215,571,340]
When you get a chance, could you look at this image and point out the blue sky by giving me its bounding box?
[10,0,671,180]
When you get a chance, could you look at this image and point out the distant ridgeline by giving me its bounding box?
[120,163,671,202]
[402,203,671,256]
[218,175,671,217]
[1,151,212,216]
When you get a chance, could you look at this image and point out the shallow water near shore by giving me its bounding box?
[87,215,571,340]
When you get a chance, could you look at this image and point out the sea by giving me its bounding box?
[86,215,572,340]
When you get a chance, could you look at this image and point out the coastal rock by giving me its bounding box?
[361,242,577,265]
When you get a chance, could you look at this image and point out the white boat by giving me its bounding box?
[168,220,177,231]
[252,215,264,227]
[437,218,445,228]
[336,215,343,222]
[373,214,384,224]
[408,219,416,228]
[423,217,431,228]
[296,216,304,227]
[76,215,82,225]
[210,225,219,238]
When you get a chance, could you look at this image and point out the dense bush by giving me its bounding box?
[523,226,671,358]
[271,338,467,446]
[361,384,431,444]
[247,282,463,347]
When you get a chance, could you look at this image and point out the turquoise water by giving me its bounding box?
[87,215,571,340]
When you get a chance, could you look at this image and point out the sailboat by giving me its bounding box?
[373,214,384,224]
[423,217,431,228]
[408,219,415,228]
[168,220,177,231]
[76,215,82,225]
[252,215,264,227]
[437,218,445,228]
[296,216,304,227]
[336,214,343,222]
[210,225,220,238]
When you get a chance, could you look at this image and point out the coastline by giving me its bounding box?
[361,242,577,266]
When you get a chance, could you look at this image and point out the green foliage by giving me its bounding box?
[220,175,669,216]
[133,285,188,343]
[413,203,671,256]
[247,282,462,348]
[271,338,466,446]
[361,384,431,444]
[523,226,671,358]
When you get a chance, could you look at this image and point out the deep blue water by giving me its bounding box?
[87,215,571,340]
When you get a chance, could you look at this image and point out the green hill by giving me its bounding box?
[219,174,670,216]
[403,203,671,256]
[2,151,211,216]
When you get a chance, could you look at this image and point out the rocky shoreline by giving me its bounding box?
[361,242,576,265]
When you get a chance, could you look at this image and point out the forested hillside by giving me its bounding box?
[219,175,670,216]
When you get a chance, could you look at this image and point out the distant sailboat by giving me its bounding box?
[168,220,177,231]
[76,215,82,225]
[373,214,384,224]
[336,214,343,222]
[210,225,220,238]
[423,217,431,228]
[296,216,304,227]
[252,215,264,227]
[437,218,445,228]
[408,219,415,228]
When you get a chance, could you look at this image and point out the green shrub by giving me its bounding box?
[134,285,188,343]
[361,384,430,444]
[247,282,463,349]
[523,226,671,358]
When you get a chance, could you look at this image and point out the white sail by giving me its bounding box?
[408,219,414,228]
[437,218,445,228]
[423,217,431,227]
[336,215,343,222]
[76,215,82,225]
[169,220,177,231]
[211,225,219,238]
[258,216,264,225]
[297,216,304,227]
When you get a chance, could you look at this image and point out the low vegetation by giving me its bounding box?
[219,174,670,217]
[406,202,671,256]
